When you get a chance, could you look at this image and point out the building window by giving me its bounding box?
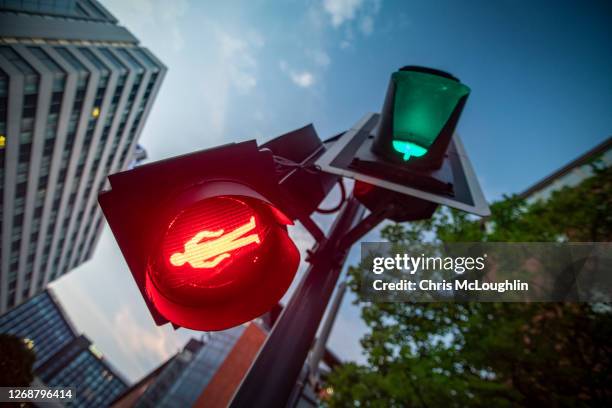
[22,94,37,118]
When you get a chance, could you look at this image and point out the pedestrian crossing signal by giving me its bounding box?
[372,66,470,170]
[98,141,301,331]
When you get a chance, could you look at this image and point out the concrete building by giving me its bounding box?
[0,289,128,406]
[0,0,166,313]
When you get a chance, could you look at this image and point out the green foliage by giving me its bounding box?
[0,333,36,386]
[325,167,612,407]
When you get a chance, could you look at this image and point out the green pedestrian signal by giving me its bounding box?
[391,70,470,161]
[372,66,471,170]
[391,140,428,160]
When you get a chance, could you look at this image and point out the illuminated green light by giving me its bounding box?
[392,71,470,156]
[392,140,428,161]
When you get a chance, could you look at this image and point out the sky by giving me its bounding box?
[50,0,612,382]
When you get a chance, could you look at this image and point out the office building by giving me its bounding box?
[0,289,128,406]
[0,287,77,370]
[0,0,166,313]
[37,334,128,406]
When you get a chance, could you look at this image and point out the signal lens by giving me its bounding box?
[151,197,265,303]
[164,197,262,272]
[392,140,428,161]
[145,193,300,330]
[392,70,470,159]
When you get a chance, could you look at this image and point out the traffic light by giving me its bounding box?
[98,139,325,331]
[372,66,471,170]
[142,182,300,331]
[316,66,489,220]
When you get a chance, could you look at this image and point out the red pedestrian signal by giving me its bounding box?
[144,192,299,330]
[98,141,310,331]
[164,198,262,270]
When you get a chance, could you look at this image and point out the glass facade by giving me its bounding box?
[0,289,76,369]
[0,290,127,406]
[0,0,113,22]
[0,0,76,16]
[40,336,127,407]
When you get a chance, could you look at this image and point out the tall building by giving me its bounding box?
[0,289,128,406]
[0,287,77,371]
[37,334,128,406]
[0,0,166,313]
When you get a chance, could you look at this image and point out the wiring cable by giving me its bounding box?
[273,155,319,174]
[315,179,346,214]
[272,154,346,214]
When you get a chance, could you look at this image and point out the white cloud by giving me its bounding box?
[291,71,315,88]
[308,49,331,67]
[306,4,327,31]
[101,1,265,157]
[113,306,181,369]
[323,0,364,27]
[217,30,262,93]
[360,15,374,35]
[322,0,382,47]
[279,60,316,88]
[248,30,266,48]
[104,0,188,52]
[183,27,263,146]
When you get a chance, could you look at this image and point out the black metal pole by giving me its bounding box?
[230,196,365,408]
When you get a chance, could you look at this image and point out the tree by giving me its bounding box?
[0,333,36,386]
[325,165,612,407]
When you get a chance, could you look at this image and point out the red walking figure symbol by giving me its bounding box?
[170,216,261,269]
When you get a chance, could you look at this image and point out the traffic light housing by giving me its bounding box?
[372,66,470,170]
[99,141,304,331]
[316,66,489,220]
[144,182,300,330]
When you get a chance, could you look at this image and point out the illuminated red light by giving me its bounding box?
[169,216,260,269]
[145,193,300,330]
[152,197,266,300]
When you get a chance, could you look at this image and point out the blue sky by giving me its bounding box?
[51,0,612,382]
